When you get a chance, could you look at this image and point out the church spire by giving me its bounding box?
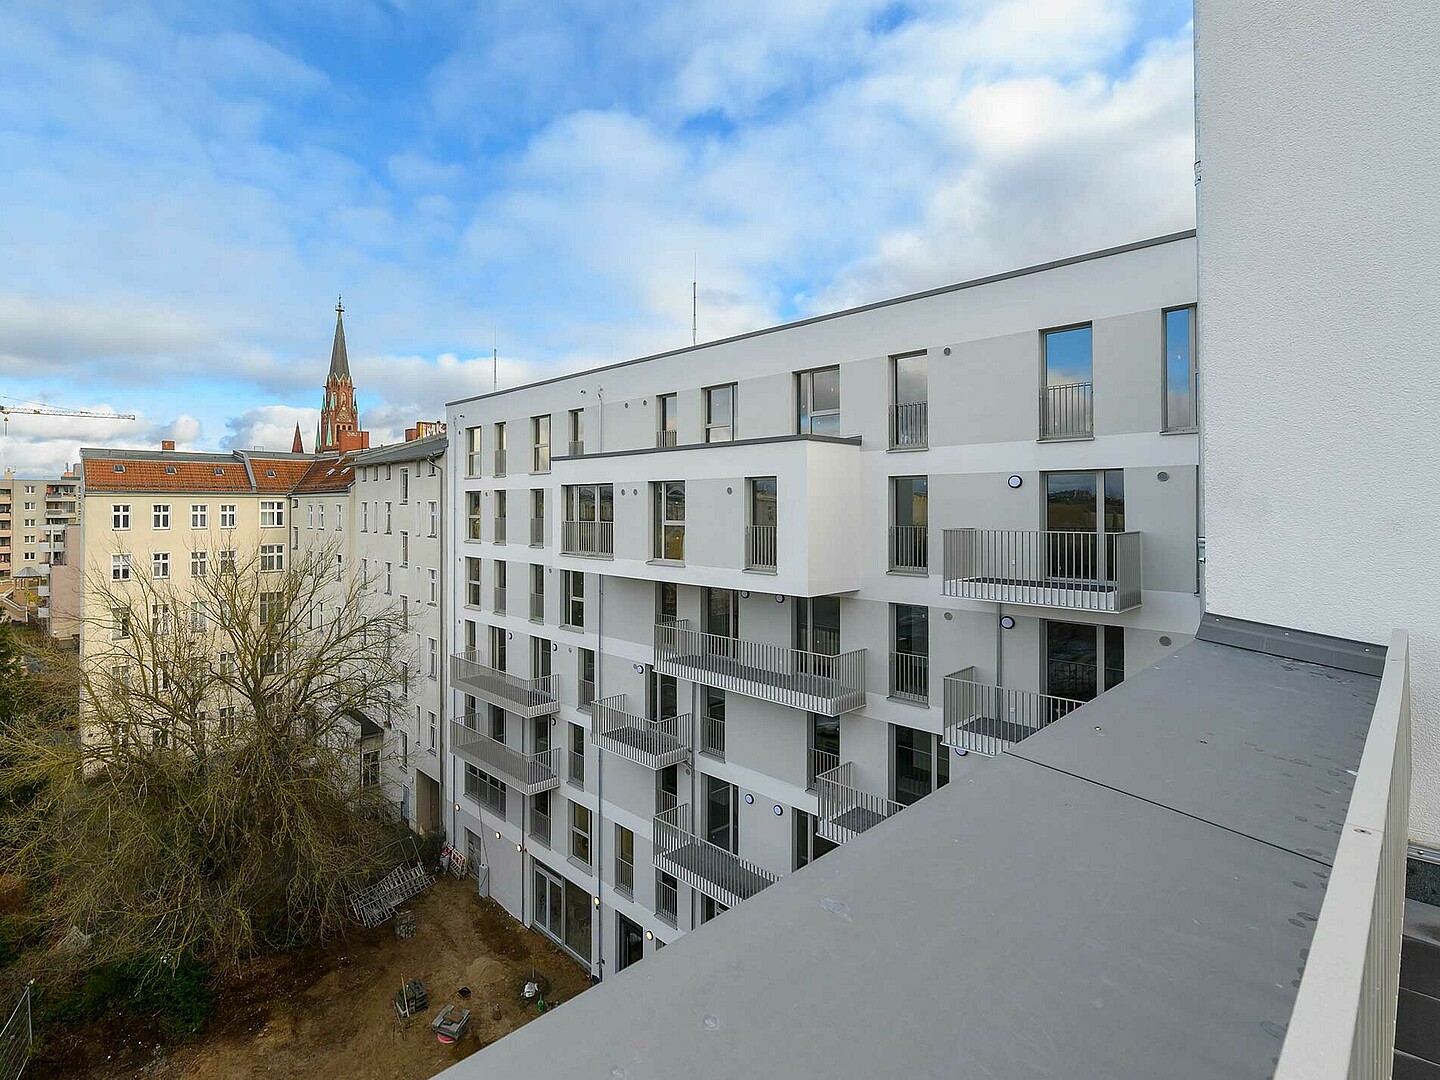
[291,423,304,454]
[329,296,351,382]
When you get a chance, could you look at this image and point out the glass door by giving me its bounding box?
[617,914,644,972]
[1044,470,1124,583]
[1045,621,1126,702]
[533,864,563,941]
[795,595,841,680]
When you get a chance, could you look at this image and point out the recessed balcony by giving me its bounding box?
[654,619,866,716]
[449,720,561,796]
[942,528,1142,612]
[592,693,691,770]
[653,803,778,910]
[449,652,558,718]
[815,761,904,844]
[942,666,1085,755]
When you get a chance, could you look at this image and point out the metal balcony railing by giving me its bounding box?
[493,585,506,614]
[942,528,1143,612]
[656,429,678,448]
[532,445,551,473]
[654,619,866,715]
[745,525,777,571]
[657,787,679,816]
[493,516,507,545]
[450,719,561,795]
[807,748,840,792]
[578,678,595,712]
[530,802,552,846]
[529,590,544,621]
[1040,381,1093,439]
[1275,630,1410,1079]
[530,516,544,546]
[889,651,929,703]
[655,872,678,925]
[942,667,1085,755]
[592,694,691,770]
[653,803,779,910]
[561,520,614,557]
[616,852,634,898]
[493,448,507,477]
[815,761,904,844]
[888,525,928,573]
[890,401,928,448]
[701,714,725,760]
[568,745,585,787]
[568,440,585,457]
[449,652,558,717]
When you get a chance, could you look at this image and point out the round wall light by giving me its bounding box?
[551,642,559,651]
[773,804,784,817]
[1160,635,1173,647]
[495,831,502,840]
[943,347,952,355]
[453,802,461,812]
[1000,615,1016,630]
[645,930,654,941]
[516,843,523,853]
[775,595,785,604]
[1007,475,1023,489]
[506,631,514,640]
[1157,471,1171,483]
[743,793,754,805]
[739,590,750,599]
[633,662,645,675]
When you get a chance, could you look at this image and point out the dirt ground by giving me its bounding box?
[35,877,591,1080]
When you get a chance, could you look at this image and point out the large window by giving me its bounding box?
[531,414,551,472]
[890,603,929,702]
[112,503,130,530]
[152,503,171,529]
[570,803,592,866]
[1041,324,1094,439]
[653,481,685,561]
[259,545,284,572]
[889,476,928,573]
[704,775,738,854]
[891,351,928,448]
[746,477,777,570]
[704,384,735,443]
[563,483,613,555]
[467,491,482,540]
[190,503,207,529]
[796,366,840,435]
[1045,621,1126,702]
[1163,305,1197,431]
[892,725,949,807]
[219,504,236,528]
[794,808,839,869]
[260,500,285,527]
[464,763,507,816]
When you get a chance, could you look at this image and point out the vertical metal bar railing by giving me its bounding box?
[889,651,929,702]
[888,525,928,572]
[493,515,507,545]
[745,525,777,570]
[656,429,678,448]
[942,669,1086,755]
[941,528,1142,611]
[493,448,506,477]
[530,802,552,846]
[890,401,928,448]
[562,520,614,556]
[530,590,544,621]
[493,584,506,614]
[530,516,544,546]
[701,713,726,759]
[808,748,840,792]
[1039,381,1093,438]
[656,872,678,925]
[568,440,585,456]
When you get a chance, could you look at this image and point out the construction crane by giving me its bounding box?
[0,399,138,436]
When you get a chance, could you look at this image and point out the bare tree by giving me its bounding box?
[0,536,410,974]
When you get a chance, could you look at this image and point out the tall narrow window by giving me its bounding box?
[530,563,545,622]
[891,351,928,448]
[494,422,507,476]
[796,366,840,435]
[568,409,585,455]
[578,648,595,710]
[892,725,948,806]
[530,489,545,546]
[467,491,482,541]
[657,393,678,447]
[888,476,928,573]
[564,571,585,627]
[494,490,507,545]
[465,557,482,608]
[466,426,483,476]
[494,560,507,613]
[890,603,929,703]
[531,414,551,472]
[615,826,635,897]
[653,481,685,561]
[704,384,735,443]
[1041,324,1094,439]
[704,775,738,854]
[746,477,777,571]
[702,687,725,759]
[1163,305,1197,431]
[568,723,585,787]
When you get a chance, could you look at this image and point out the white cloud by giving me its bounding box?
[222,405,318,454]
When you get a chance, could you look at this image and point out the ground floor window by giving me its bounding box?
[617,913,644,972]
[531,862,592,964]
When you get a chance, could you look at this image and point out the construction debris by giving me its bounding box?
[349,863,433,928]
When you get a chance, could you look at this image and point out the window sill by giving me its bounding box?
[742,566,777,575]
[567,855,594,876]
[1160,426,1199,436]
[886,566,929,577]
[560,551,614,560]
[647,558,686,568]
[1035,433,1095,443]
[886,693,932,709]
[886,444,929,452]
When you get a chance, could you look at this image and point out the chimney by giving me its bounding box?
[161,440,175,451]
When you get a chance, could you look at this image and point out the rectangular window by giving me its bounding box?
[1041,324,1094,439]
[464,763,507,816]
[428,501,438,538]
[532,414,552,472]
[532,634,551,679]
[657,393,678,446]
[615,825,634,897]
[399,468,409,504]
[218,706,237,737]
[467,492,483,540]
[578,648,595,710]
[428,637,438,679]
[259,500,284,527]
[889,476,929,573]
[150,602,172,636]
[890,603,929,702]
[219,549,237,574]
[796,366,841,435]
[259,592,283,625]
[219,504,236,528]
[746,477,778,570]
[891,724,948,807]
[190,601,207,633]
[494,490,507,544]
[190,503,207,528]
[111,606,131,639]
[384,562,393,595]
[569,723,585,787]
[1163,305,1197,431]
[530,489,544,546]
[362,501,369,532]
[568,408,584,455]
[428,711,437,751]
[429,568,438,604]
[152,503,171,529]
[656,581,678,622]
[702,687,726,759]
[570,803,592,866]
[112,504,130,530]
[653,481,685,561]
[336,505,343,532]
[318,503,325,529]
[467,426,482,476]
[399,596,409,632]
[466,557,482,607]
[494,560,507,612]
[704,384,735,443]
[563,570,585,627]
[307,503,314,529]
[494,422,507,476]
[218,652,236,676]
[151,552,170,579]
[190,550,208,577]
[891,351,928,448]
[400,531,409,566]
[260,544,285,572]
[704,775,738,854]
[384,502,392,534]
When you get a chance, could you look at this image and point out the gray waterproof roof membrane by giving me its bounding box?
[438,630,1382,1080]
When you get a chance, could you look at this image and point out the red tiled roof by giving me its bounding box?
[290,456,355,494]
[82,456,253,493]
[250,458,318,493]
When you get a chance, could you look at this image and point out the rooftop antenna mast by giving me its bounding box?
[492,328,497,393]
[692,253,697,346]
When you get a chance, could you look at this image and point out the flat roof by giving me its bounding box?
[446,230,1197,407]
[439,622,1381,1080]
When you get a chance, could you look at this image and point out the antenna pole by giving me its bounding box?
[492,328,497,393]
[692,253,697,346]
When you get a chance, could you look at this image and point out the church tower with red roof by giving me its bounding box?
[316,299,370,454]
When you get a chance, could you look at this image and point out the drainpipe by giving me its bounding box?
[593,386,605,980]
[429,446,446,838]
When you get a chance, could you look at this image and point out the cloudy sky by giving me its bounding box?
[0,0,1194,475]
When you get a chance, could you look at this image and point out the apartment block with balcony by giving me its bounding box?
[0,467,82,630]
[445,229,1202,976]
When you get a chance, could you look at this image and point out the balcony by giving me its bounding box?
[592,693,691,770]
[942,528,1143,612]
[890,401,928,449]
[450,720,561,796]
[654,619,866,715]
[888,526,928,573]
[888,651,929,704]
[1039,381,1093,439]
[653,803,779,910]
[449,652,558,718]
[815,762,904,844]
[744,525,776,572]
[561,520,613,558]
[942,667,1085,755]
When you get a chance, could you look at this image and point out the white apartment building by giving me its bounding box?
[444,230,1201,976]
[348,434,447,835]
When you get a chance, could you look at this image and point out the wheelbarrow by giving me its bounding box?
[431,1003,472,1044]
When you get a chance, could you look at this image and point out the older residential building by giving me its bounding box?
[444,231,1201,973]
[0,467,81,630]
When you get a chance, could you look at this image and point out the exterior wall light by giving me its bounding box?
[772,804,784,816]
[775,595,785,604]
[495,831,502,840]
[743,793,754,805]
[1007,475,1023,489]
[516,843,523,853]
[633,662,645,675]
[1000,616,1016,630]
[593,895,601,908]
[645,930,654,941]
[739,590,750,599]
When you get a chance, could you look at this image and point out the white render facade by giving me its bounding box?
[348,434,448,835]
[443,231,1202,977]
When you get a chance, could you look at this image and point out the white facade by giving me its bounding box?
[444,232,1203,977]
[1195,2,1440,843]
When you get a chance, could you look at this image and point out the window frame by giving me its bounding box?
[703,383,735,443]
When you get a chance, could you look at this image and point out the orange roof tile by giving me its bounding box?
[82,456,254,493]
[290,456,355,494]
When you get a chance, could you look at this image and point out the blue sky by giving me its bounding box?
[0,0,1195,473]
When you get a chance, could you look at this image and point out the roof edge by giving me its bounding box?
[1198,613,1387,676]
